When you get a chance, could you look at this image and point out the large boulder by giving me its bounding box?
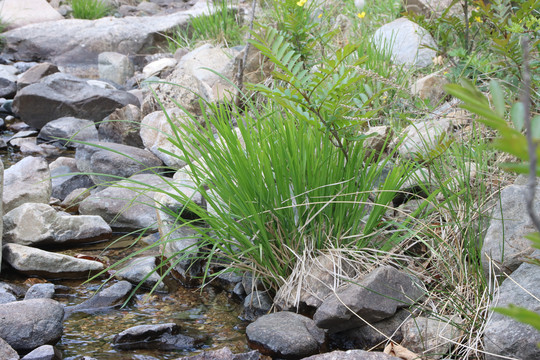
[2,243,105,279]
[372,18,437,68]
[0,298,64,352]
[246,311,326,359]
[3,203,112,246]
[484,261,540,359]
[313,266,424,333]
[79,174,168,230]
[0,0,63,31]
[75,141,163,186]
[1,1,212,76]
[13,73,139,129]
[3,156,51,214]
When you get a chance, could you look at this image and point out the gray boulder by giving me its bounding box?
[313,266,424,333]
[24,283,55,300]
[114,256,167,292]
[13,73,139,129]
[64,280,132,317]
[3,243,104,279]
[0,292,17,304]
[0,298,64,352]
[0,0,63,31]
[75,141,163,187]
[79,174,168,230]
[242,291,272,322]
[38,117,99,147]
[49,159,94,201]
[0,78,16,98]
[0,337,18,360]
[160,225,202,285]
[303,350,402,360]
[372,18,437,68]
[113,323,196,350]
[401,316,462,359]
[21,345,62,360]
[394,119,452,160]
[98,52,134,86]
[245,311,326,359]
[481,184,540,275]
[17,63,59,91]
[484,261,540,359]
[3,203,112,246]
[99,104,143,147]
[3,156,51,214]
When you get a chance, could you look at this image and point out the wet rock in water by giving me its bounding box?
[12,73,139,129]
[242,291,272,322]
[175,346,263,360]
[24,283,55,300]
[79,174,169,230]
[17,63,59,92]
[20,344,62,360]
[484,261,540,359]
[3,156,51,214]
[401,315,462,359]
[302,350,402,360]
[3,203,112,247]
[99,104,143,147]
[38,117,99,148]
[3,243,104,279]
[0,298,64,352]
[49,158,94,201]
[64,280,132,317]
[246,311,326,359]
[113,323,196,351]
[114,256,168,292]
[372,18,437,68]
[0,337,19,360]
[75,141,163,187]
[313,266,424,333]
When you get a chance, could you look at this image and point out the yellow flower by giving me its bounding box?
[318,13,322,19]
[474,16,483,23]
[296,0,307,7]
[357,11,366,19]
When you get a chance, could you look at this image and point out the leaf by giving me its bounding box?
[525,232,540,250]
[490,80,506,118]
[511,102,525,131]
[493,304,540,331]
[532,115,540,139]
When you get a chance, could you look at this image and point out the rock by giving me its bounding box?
[0,337,19,360]
[3,156,51,214]
[0,292,17,304]
[64,280,132,317]
[13,73,140,129]
[313,266,424,333]
[113,323,196,350]
[363,126,392,158]
[24,283,55,300]
[99,104,143,147]
[394,119,452,160]
[137,1,162,15]
[2,1,212,76]
[49,159,94,201]
[481,184,540,275]
[303,350,402,360]
[484,261,540,359]
[75,141,163,186]
[0,78,17,98]
[142,57,177,78]
[20,345,62,360]
[372,18,437,68]
[79,174,168,230]
[114,256,167,292]
[330,308,411,350]
[403,0,463,18]
[16,63,59,91]
[3,203,112,246]
[98,52,134,86]
[411,73,448,106]
[242,291,273,321]
[0,0,63,30]
[0,298,64,352]
[159,225,202,285]
[246,311,326,358]
[0,160,3,272]
[401,316,462,359]
[175,346,263,360]
[61,188,91,213]
[38,117,99,148]
[3,243,105,279]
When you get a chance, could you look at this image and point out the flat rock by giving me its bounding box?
[0,298,64,352]
[20,345,62,360]
[13,73,140,129]
[3,243,105,279]
[38,117,99,147]
[302,350,402,360]
[113,323,196,350]
[484,261,540,359]
[3,203,112,246]
[75,141,163,186]
[3,156,51,214]
[64,280,132,317]
[372,18,437,68]
[79,174,168,230]
[313,266,424,333]
[246,311,326,359]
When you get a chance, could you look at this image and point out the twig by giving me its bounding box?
[522,36,540,232]
[235,0,257,107]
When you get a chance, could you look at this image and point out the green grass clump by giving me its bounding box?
[70,0,111,20]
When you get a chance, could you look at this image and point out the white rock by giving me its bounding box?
[142,57,177,78]
[0,0,63,30]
